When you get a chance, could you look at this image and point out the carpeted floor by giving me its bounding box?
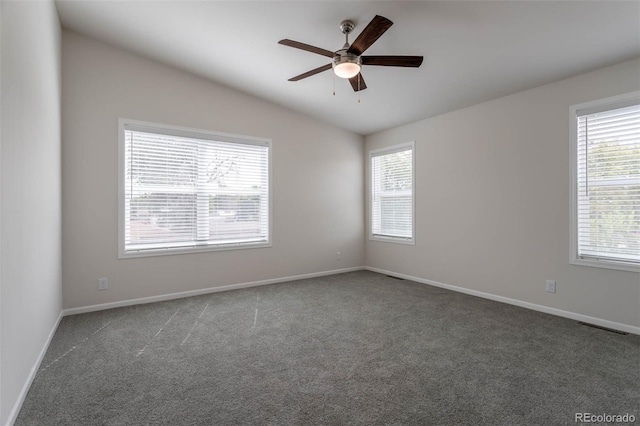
[16,271,640,425]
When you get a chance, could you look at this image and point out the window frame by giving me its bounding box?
[118,118,272,258]
[369,141,416,245]
[569,91,640,272]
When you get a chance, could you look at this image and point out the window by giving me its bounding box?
[370,142,415,244]
[570,92,640,271]
[119,119,271,257]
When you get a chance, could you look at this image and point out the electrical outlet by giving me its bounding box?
[336,251,342,261]
[545,280,556,293]
[98,278,108,291]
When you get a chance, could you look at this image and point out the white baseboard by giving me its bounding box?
[64,265,640,335]
[365,266,640,336]
[63,267,365,316]
[5,311,63,426]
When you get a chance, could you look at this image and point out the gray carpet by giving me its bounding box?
[16,271,640,425]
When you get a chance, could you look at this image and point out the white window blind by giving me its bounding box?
[575,100,640,267]
[120,120,270,257]
[371,143,414,242]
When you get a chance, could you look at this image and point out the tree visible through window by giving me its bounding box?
[119,120,270,257]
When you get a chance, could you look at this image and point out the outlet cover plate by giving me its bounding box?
[98,278,108,290]
[545,280,556,293]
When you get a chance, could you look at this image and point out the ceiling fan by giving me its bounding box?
[278,15,423,92]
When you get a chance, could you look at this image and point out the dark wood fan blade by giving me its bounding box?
[278,39,335,58]
[348,73,367,92]
[347,15,393,56]
[288,63,332,81]
[362,55,423,67]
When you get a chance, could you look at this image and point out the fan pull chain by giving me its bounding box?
[357,74,361,103]
[333,73,336,96]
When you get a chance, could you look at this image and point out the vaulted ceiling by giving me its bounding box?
[55,1,640,135]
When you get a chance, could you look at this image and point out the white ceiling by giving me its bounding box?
[55,1,640,135]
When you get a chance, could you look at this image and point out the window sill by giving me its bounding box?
[370,235,415,245]
[119,241,272,259]
[570,257,639,273]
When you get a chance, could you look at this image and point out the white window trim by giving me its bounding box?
[369,141,416,245]
[569,91,640,273]
[118,118,272,258]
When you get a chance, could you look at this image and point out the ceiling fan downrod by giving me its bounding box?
[339,19,355,48]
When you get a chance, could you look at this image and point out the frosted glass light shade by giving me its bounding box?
[334,62,361,79]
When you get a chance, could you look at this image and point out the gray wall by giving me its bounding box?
[365,58,640,330]
[61,30,365,310]
[0,1,62,424]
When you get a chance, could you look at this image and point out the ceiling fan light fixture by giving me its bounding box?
[334,62,361,79]
[333,51,361,79]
